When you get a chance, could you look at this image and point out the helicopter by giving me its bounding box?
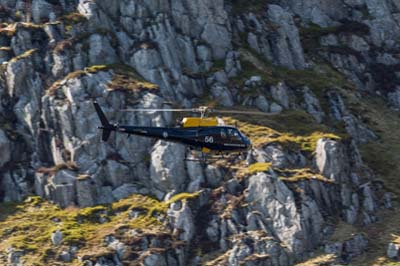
[93,101,271,161]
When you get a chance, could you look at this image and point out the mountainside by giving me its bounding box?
[0,0,400,265]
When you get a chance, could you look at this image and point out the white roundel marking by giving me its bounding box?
[163,131,168,138]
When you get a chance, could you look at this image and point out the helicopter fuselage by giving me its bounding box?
[100,124,252,152]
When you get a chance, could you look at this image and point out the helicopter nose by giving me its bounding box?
[244,139,252,150]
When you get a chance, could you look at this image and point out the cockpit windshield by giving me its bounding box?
[219,127,250,145]
[227,128,242,141]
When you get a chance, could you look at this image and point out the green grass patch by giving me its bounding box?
[276,168,334,183]
[60,12,87,25]
[224,109,343,152]
[208,59,226,73]
[300,21,369,55]
[235,48,351,115]
[9,48,38,63]
[230,0,273,14]
[237,48,350,101]
[0,22,43,38]
[47,64,158,96]
[350,95,400,195]
[0,192,200,265]
[105,64,158,92]
[247,162,272,174]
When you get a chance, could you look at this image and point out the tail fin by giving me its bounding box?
[101,130,112,142]
[93,101,113,141]
[93,101,110,127]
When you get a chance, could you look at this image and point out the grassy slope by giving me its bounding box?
[0,193,199,265]
[293,90,400,266]
[293,15,400,265]
[349,95,400,265]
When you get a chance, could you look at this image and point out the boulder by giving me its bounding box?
[343,234,368,259]
[51,229,63,246]
[387,242,400,259]
[47,183,75,208]
[211,85,234,107]
[245,76,262,87]
[76,177,97,207]
[270,102,283,113]
[58,251,72,262]
[255,95,270,113]
[105,235,126,259]
[105,160,131,188]
[271,82,290,109]
[97,186,115,205]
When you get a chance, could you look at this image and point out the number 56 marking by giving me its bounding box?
[205,136,214,143]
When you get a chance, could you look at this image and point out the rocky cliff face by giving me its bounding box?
[0,0,400,265]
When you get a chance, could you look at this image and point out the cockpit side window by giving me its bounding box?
[227,128,242,141]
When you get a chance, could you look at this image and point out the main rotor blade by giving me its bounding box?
[121,108,196,112]
[121,107,279,115]
[211,110,277,116]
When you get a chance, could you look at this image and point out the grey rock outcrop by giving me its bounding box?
[168,201,195,242]
[247,173,303,253]
[0,130,11,167]
[0,1,396,265]
[315,139,347,182]
[237,5,306,70]
[302,87,325,123]
[150,141,187,199]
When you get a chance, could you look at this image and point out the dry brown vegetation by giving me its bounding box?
[47,64,158,96]
[0,192,200,265]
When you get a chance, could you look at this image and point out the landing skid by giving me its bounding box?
[184,150,246,163]
[184,156,219,162]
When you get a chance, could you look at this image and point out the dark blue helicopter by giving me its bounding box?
[93,102,269,158]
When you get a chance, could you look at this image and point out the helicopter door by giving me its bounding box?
[197,128,216,146]
[195,129,200,143]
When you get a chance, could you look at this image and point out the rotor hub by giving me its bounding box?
[198,106,211,118]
